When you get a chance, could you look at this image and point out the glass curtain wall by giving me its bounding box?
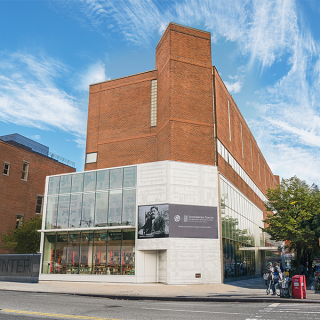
[45,166,136,230]
[42,230,135,275]
[220,176,264,280]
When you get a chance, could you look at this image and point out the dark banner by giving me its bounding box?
[169,204,218,239]
[0,254,40,283]
[138,204,218,239]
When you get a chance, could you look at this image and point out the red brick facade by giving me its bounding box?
[0,140,75,253]
[85,23,278,213]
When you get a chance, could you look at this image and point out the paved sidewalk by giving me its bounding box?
[0,278,319,303]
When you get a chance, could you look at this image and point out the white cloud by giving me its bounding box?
[0,52,87,146]
[224,80,243,94]
[77,60,109,91]
[31,135,41,140]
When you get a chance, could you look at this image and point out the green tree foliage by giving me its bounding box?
[262,176,320,268]
[1,216,42,253]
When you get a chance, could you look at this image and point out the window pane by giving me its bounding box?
[59,175,71,194]
[123,167,136,188]
[46,196,58,229]
[96,170,109,191]
[122,189,136,226]
[71,173,83,193]
[67,232,80,274]
[42,233,56,274]
[69,194,82,228]
[84,171,96,192]
[81,193,95,228]
[95,192,108,227]
[36,196,43,214]
[57,195,70,229]
[48,176,60,195]
[110,168,123,189]
[54,233,68,274]
[80,232,94,274]
[93,232,107,274]
[121,230,135,275]
[108,190,122,226]
[107,231,121,275]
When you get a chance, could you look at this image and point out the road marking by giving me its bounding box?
[269,303,280,307]
[0,309,122,320]
[142,307,242,315]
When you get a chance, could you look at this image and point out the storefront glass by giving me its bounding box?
[42,230,135,275]
[93,232,107,274]
[80,232,94,274]
[221,176,262,281]
[67,232,80,274]
[54,233,68,274]
[41,233,56,274]
[122,230,135,275]
[107,231,121,275]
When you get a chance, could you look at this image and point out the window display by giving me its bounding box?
[42,230,135,276]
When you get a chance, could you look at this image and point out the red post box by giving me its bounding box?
[292,275,307,299]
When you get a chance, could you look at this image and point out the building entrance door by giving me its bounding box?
[144,252,157,282]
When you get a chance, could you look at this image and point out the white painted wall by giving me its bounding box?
[136,161,222,284]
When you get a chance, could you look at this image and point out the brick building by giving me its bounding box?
[0,134,75,254]
[39,23,279,284]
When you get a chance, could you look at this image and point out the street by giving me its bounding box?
[0,291,319,320]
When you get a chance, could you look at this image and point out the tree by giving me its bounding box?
[262,176,320,269]
[1,216,42,253]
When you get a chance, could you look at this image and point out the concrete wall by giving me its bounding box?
[136,161,222,284]
[0,254,40,283]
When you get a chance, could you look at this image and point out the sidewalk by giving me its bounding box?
[0,278,319,303]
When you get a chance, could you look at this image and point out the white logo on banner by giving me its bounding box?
[174,215,181,222]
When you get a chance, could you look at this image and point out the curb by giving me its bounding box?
[0,289,319,303]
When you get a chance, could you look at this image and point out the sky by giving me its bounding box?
[0,0,320,187]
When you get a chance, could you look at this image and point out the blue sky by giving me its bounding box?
[1,0,320,186]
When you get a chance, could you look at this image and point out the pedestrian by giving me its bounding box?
[273,262,282,296]
[264,262,274,295]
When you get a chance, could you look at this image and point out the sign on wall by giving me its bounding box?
[138,204,218,239]
[138,204,169,239]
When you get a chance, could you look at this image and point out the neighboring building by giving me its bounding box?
[0,133,76,254]
[39,23,280,284]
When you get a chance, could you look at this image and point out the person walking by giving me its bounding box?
[264,262,274,295]
[273,262,282,296]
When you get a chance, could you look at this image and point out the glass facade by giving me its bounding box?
[42,230,135,275]
[42,166,137,276]
[45,166,137,229]
[220,176,264,280]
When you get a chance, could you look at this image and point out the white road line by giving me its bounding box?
[268,303,280,307]
[142,307,243,315]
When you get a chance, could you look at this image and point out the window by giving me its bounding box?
[36,195,44,214]
[21,161,29,181]
[3,162,10,176]
[16,215,23,229]
[228,100,231,141]
[240,122,244,159]
[250,139,253,171]
[258,153,261,182]
[150,80,157,126]
[86,152,97,164]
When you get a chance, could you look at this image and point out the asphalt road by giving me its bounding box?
[0,291,319,320]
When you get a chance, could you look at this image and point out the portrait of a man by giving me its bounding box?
[138,204,169,239]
